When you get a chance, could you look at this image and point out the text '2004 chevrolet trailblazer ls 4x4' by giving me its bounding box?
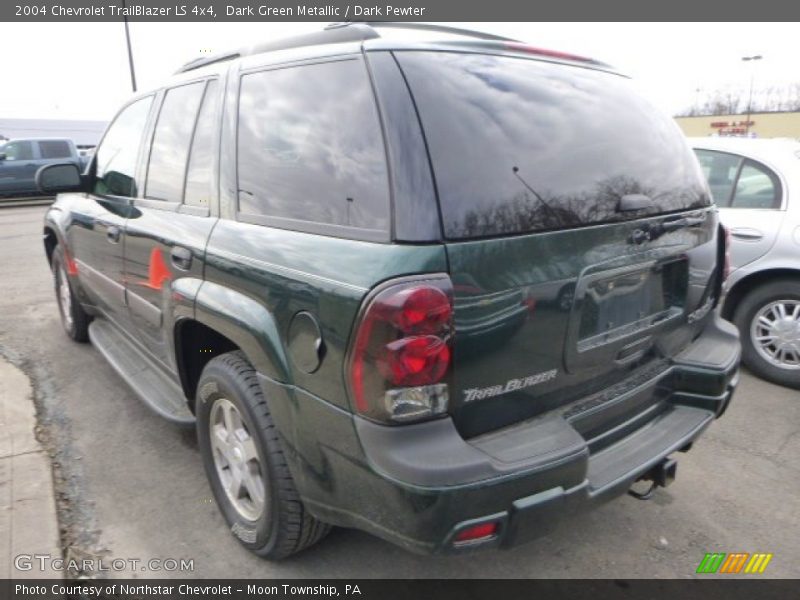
[39,23,740,559]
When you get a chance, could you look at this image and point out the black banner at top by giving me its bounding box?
[3,0,800,21]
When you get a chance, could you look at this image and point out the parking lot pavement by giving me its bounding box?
[1,204,798,579]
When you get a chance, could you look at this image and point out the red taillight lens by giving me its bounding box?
[348,277,453,424]
[389,286,452,334]
[454,522,498,544]
[379,336,450,386]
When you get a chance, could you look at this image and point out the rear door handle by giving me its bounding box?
[170,246,192,271]
[106,225,121,244]
[730,227,764,241]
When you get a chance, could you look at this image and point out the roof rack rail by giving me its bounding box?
[330,21,521,43]
[176,51,240,74]
[175,22,538,75]
[175,23,379,74]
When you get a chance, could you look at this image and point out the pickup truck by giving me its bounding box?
[0,138,85,197]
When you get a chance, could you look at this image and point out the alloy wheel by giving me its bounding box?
[209,397,266,521]
[751,299,800,370]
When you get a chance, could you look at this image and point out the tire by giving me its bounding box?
[733,279,800,390]
[557,284,575,312]
[196,351,330,559]
[51,246,91,343]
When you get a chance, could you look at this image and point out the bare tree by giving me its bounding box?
[788,83,800,111]
[676,82,800,116]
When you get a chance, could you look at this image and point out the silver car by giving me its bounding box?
[690,137,800,389]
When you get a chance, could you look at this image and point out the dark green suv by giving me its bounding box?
[39,23,740,559]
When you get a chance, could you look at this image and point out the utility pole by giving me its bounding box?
[122,0,137,92]
[742,55,762,136]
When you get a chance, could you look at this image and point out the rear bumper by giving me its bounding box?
[262,314,740,555]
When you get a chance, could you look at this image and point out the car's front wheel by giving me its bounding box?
[51,247,91,342]
[196,351,330,559]
[734,279,800,389]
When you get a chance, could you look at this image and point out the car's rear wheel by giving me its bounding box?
[196,351,330,559]
[52,247,90,342]
[734,279,800,389]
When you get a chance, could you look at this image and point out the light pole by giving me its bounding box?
[122,0,137,92]
[741,55,762,136]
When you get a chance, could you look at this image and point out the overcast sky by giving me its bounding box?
[0,22,797,121]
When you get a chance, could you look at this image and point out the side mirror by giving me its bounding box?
[36,163,84,194]
[0,153,6,161]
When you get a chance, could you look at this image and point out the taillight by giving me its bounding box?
[347,276,453,424]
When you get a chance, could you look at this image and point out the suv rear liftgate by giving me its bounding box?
[332,48,740,552]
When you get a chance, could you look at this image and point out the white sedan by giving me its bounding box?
[690,137,800,389]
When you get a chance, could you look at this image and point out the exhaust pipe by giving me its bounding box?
[628,458,677,500]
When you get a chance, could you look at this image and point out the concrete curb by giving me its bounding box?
[0,357,61,579]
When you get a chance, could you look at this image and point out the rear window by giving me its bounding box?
[38,140,72,159]
[396,52,710,239]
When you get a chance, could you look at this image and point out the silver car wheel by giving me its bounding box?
[58,265,74,331]
[751,299,800,370]
[209,397,266,521]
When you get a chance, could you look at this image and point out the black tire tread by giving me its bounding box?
[52,245,91,343]
[205,351,330,558]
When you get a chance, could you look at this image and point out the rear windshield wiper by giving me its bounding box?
[629,213,707,244]
[648,214,707,242]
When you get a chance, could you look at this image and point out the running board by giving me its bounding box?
[88,319,195,426]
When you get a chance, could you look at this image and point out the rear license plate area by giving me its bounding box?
[564,258,688,372]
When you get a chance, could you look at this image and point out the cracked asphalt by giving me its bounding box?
[1,204,798,578]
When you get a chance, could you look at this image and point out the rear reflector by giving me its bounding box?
[453,522,498,544]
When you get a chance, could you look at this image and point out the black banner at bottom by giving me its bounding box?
[3,579,798,600]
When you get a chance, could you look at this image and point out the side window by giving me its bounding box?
[694,149,742,207]
[184,80,219,207]
[38,140,72,159]
[145,82,206,202]
[94,96,154,197]
[2,141,34,161]
[237,59,389,235]
[731,161,781,209]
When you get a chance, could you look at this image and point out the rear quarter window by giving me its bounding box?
[236,58,390,240]
[396,51,710,239]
